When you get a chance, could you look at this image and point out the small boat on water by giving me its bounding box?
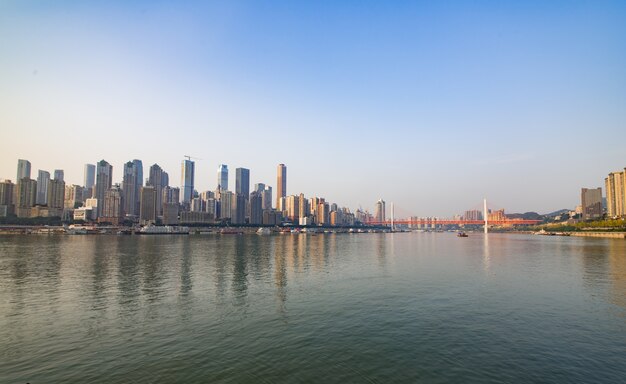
[256,227,271,235]
[137,225,190,235]
[457,232,469,237]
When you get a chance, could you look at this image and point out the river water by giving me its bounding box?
[1,233,625,383]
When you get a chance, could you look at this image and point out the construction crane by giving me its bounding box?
[184,155,202,161]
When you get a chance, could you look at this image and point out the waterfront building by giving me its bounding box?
[374,199,385,222]
[180,211,212,224]
[163,186,180,205]
[181,159,195,205]
[317,201,330,225]
[235,168,250,197]
[605,169,626,218]
[205,198,217,217]
[249,191,263,225]
[47,178,65,211]
[309,197,320,223]
[190,197,204,213]
[139,186,157,224]
[84,164,95,198]
[101,185,123,224]
[162,203,180,225]
[254,183,265,193]
[217,164,228,191]
[464,210,483,221]
[488,209,506,221]
[262,210,282,225]
[161,172,169,188]
[219,190,233,220]
[95,160,112,218]
[298,193,308,219]
[36,170,50,205]
[16,178,37,218]
[581,187,603,220]
[276,164,286,209]
[73,207,95,222]
[286,195,299,221]
[53,170,64,182]
[148,164,164,216]
[0,180,15,216]
[64,184,84,209]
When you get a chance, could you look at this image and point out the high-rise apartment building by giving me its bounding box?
[285,195,299,221]
[102,185,123,223]
[64,184,84,209]
[0,180,15,216]
[581,187,603,220]
[219,190,233,220]
[17,159,31,181]
[181,159,195,205]
[122,161,141,217]
[231,193,246,224]
[16,178,37,217]
[217,164,228,191]
[249,191,263,225]
[605,168,626,218]
[276,164,286,209]
[95,160,113,217]
[298,193,308,218]
[148,164,165,216]
[375,199,386,222]
[84,164,95,198]
[261,186,272,210]
[36,170,50,205]
[140,186,157,224]
[53,170,64,182]
[47,178,65,210]
[235,168,250,197]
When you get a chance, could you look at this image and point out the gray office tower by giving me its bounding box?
[36,170,50,205]
[84,164,95,197]
[17,159,31,181]
[235,168,250,197]
[181,159,195,204]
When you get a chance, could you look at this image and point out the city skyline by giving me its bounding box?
[1,1,625,216]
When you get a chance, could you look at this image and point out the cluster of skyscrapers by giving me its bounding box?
[1,158,375,227]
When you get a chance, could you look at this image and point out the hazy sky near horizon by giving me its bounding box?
[1,0,625,216]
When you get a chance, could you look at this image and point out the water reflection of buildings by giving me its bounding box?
[608,241,626,310]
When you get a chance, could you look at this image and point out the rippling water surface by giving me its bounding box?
[1,233,625,383]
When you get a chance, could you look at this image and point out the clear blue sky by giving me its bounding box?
[1,0,625,216]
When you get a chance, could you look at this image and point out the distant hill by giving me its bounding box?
[506,212,544,220]
[542,209,570,218]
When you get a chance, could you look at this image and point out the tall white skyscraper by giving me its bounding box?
[36,170,50,205]
[181,159,195,204]
[276,163,286,209]
[17,159,31,181]
[217,164,228,191]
